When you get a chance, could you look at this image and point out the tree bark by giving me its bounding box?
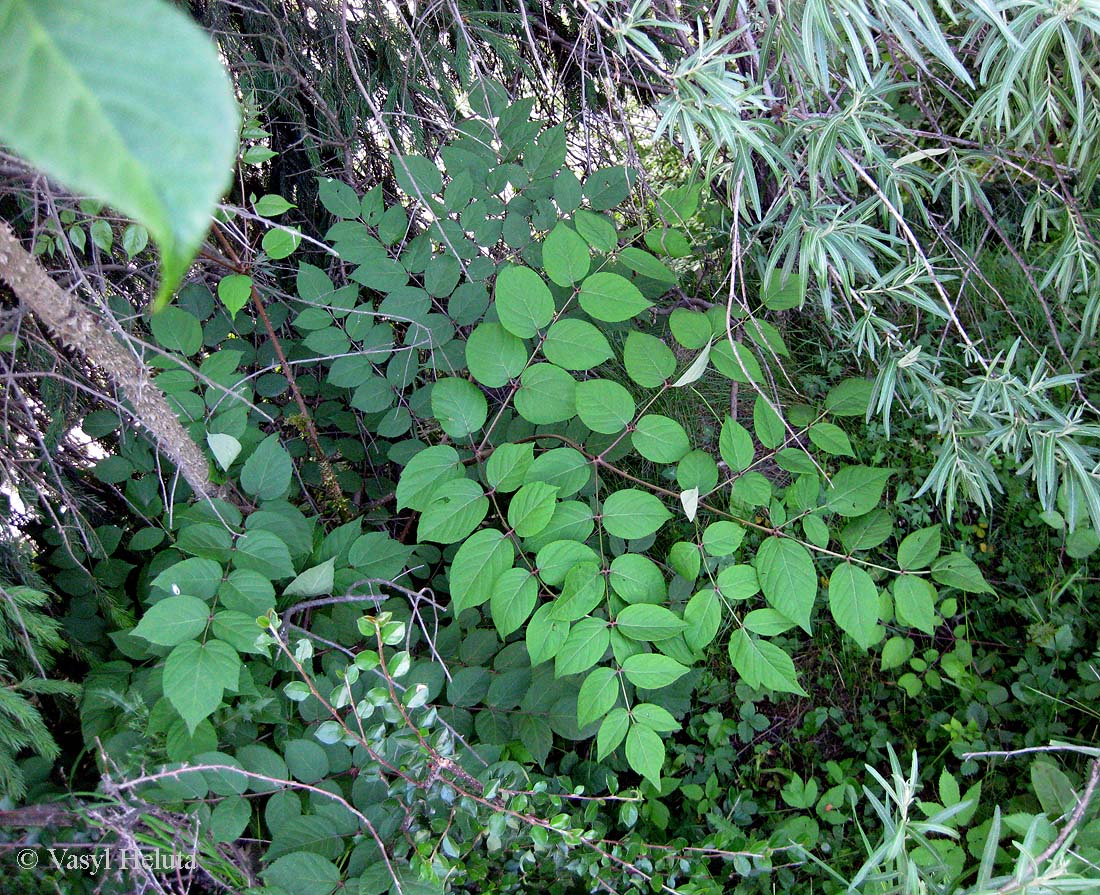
[0,220,213,496]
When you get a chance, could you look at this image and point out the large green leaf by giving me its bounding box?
[719,416,755,471]
[754,537,815,633]
[827,562,881,649]
[0,0,240,305]
[466,322,527,387]
[623,332,676,387]
[542,222,590,286]
[131,595,209,646]
[431,377,487,438]
[826,466,893,517]
[507,482,559,537]
[164,639,241,733]
[575,379,636,434]
[727,629,806,696]
[578,667,619,727]
[898,525,941,570]
[514,364,576,424]
[601,490,671,539]
[489,567,536,637]
[555,617,609,676]
[625,723,665,788]
[542,319,613,370]
[629,417,686,466]
[240,434,293,501]
[893,574,937,635]
[396,445,463,510]
[621,653,689,689]
[417,478,489,544]
[615,604,687,642]
[578,272,651,322]
[495,265,554,337]
[451,528,513,618]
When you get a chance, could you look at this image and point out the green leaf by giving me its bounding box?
[490,567,537,638]
[621,653,689,689]
[240,434,293,501]
[609,554,667,604]
[702,521,746,556]
[0,0,240,304]
[131,595,209,646]
[931,553,992,593]
[262,853,341,895]
[396,445,463,510]
[507,482,559,537]
[495,265,554,338]
[601,490,671,539]
[615,604,687,642]
[122,222,148,257]
[254,193,294,216]
[743,608,797,636]
[526,602,570,665]
[762,271,804,310]
[755,537,815,633]
[585,165,632,209]
[828,563,881,649]
[626,723,665,787]
[578,272,651,322]
[164,639,240,733]
[894,575,937,635]
[206,433,241,471]
[727,629,806,696]
[153,557,222,600]
[451,528,513,618]
[573,209,617,251]
[825,466,893,517]
[808,423,855,457]
[262,226,300,259]
[465,322,527,387]
[551,562,606,622]
[575,379,636,434]
[417,478,489,544]
[431,377,487,438]
[392,153,443,198]
[752,396,785,448]
[826,378,874,416]
[216,274,251,319]
[555,617,609,677]
[898,525,941,570]
[514,364,576,424]
[578,666,619,727]
[234,531,295,583]
[542,319,613,370]
[317,177,360,217]
[623,332,676,387]
[719,416,755,471]
[542,222,590,286]
[683,589,721,650]
[710,339,762,384]
[486,442,534,493]
[632,703,679,732]
[597,707,630,760]
[881,635,914,670]
[151,306,202,355]
[668,541,701,582]
[670,308,711,349]
[283,558,335,598]
[839,510,894,552]
[620,247,676,284]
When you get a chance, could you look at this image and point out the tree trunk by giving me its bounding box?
[0,221,213,496]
